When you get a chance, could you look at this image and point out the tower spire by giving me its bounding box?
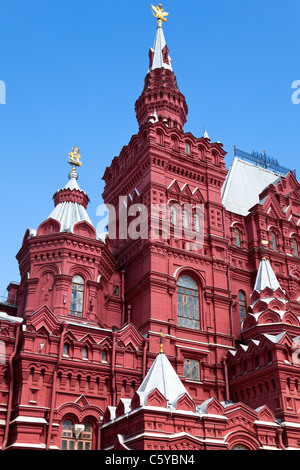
[135,4,188,129]
[149,4,172,72]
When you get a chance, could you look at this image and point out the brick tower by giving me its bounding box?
[102,4,232,406]
[1,4,300,451]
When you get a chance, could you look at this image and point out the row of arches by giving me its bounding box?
[170,205,202,233]
[230,350,273,378]
[156,130,222,165]
[231,378,277,403]
[232,223,299,257]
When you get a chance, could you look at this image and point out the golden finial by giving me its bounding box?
[68,147,82,171]
[159,330,166,353]
[151,4,169,28]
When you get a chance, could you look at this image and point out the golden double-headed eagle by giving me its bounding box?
[151,3,169,25]
[68,147,82,168]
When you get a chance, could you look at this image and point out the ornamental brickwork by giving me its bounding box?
[1,5,300,451]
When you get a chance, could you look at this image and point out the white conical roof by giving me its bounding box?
[253,258,282,293]
[149,25,172,72]
[137,352,190,408]
[203,128,210,140]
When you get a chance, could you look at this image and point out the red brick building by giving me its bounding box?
[1,6,300,451]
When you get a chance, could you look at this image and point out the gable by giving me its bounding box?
[26,305,60,334]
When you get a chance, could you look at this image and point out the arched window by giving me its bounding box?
[292,238,298,257]
[70,275,84,317]
[177,275,199,330]
[194,213,200,232]
[185,142,190,155]
[171,136,179,150]
[182,209,188,229]
[82,346,88,360]
[61,420,93,451]
[170,206,177,226]
[101,350,108,363]
[234,228,241,247]
[63,343,69,357]
[238,290,247,323]
[270,231,277,251]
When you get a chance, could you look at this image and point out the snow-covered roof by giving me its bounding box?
[49,170,93,233]
[49,201,93,233]
[262,332,287,344]
[221,157,282,216]
[253,258,282,293]
[136,352,190,408]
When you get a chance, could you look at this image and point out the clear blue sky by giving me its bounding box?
[1,0,300,296]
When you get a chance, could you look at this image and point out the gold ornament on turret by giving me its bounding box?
[159,331,166,353]
[151,3,169,27]
[68,147,82,171]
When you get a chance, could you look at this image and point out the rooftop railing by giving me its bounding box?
[234,147,296,177]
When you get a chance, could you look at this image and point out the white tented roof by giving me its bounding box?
[137,352,190,408]
[49,170,93,233]
[49,201,93,233]
[253,258,282,293]
[221,157,282,216]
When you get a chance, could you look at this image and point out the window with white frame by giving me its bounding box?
[61,420,93,451]
[292,238,298,257]
[70,275,84,317]
[183,358,200,381]
[177,274,199,330]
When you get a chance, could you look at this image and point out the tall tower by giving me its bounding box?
[102,4,232,404]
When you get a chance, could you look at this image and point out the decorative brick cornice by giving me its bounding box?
[53,188,89,209]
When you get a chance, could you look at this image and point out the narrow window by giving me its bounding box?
[101,350,108,363]
[82,346,88,360]
[234,228,241,247]
[239,290,247,323]
[70,275,84,317]
[61,419,73,450]
[292,238,298,257]
[182,209,188,229]
[80,422,93,450]
[177,275,199,330]
[171,206,177,226]
[171,136,178,150]
[194,213,200,232]
[270,231,277,251]
[63,343,69,357]
[185,142,190,155]
[112,285,119,296]
[183,359,200,381]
